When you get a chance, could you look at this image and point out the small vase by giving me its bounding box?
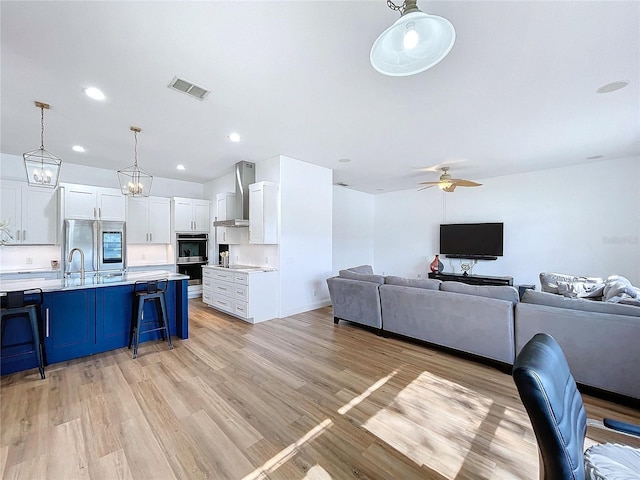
[429,255,444,273]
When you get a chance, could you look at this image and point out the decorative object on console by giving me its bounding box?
[429,254,444,273]
[117,126,153,197]
[419,167,482,192]
[22,101,62,189]
[370,0,455,77]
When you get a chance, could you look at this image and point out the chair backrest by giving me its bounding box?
[134,279,168,295]
[1,289,43,309]
[512,333,587,480]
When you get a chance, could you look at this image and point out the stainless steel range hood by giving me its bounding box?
[213,161,255,227]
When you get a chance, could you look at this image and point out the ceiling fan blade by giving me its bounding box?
[418,181,441,185]
[451,179,482,187]
[417,185,434,191]
[443,184,457,192]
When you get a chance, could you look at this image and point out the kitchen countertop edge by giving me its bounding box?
[1,270,189,294]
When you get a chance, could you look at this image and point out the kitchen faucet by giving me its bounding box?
[68,247,86,278]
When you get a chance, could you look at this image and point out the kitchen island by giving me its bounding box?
[0,271,189,376]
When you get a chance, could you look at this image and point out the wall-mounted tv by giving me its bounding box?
[440,222,504,260]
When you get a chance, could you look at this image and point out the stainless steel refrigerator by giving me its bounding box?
[63,219,126,275]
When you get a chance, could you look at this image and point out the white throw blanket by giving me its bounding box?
[603,275,640,306]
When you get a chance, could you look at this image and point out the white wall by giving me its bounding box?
[369,156,640,286]
[278,156,333,317]
[331,186,374,275]
[1,153,203,198]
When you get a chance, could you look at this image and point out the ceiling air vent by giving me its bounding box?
[168,76,210,100]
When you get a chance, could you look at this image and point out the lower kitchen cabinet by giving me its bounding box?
[202,266,278,323]
[43,289,96,364]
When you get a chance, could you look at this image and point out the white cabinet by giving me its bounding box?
[0,180,58,244]
[215,192,247,244]
[172,197,210,232]
[202,266,278,323]
[127,196,171,244]
[249,182,278,244]
[61,183,125,221]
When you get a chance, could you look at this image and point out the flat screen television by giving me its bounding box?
[440,222,503,260]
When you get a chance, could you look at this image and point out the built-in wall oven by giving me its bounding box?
[176,233,208,286]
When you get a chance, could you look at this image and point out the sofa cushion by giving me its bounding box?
[384,276,441,290]
[557,281,605,299]
[440,281,520,304]
[521,289,640,317]
[338,269,385,284]
[344,265,373,275]
[539,272,603,294]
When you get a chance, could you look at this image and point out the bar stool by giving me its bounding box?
[0,289,45,379]
[128,279,173,359]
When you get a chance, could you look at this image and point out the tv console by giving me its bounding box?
[428,272,513,286]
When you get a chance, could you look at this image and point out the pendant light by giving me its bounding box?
[22,101,62,188]
[117,126,153,197]
[370,0,455,76]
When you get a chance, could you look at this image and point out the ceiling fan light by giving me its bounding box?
[371,11,456,76]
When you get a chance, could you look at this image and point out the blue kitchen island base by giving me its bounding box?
[0,273,188,376]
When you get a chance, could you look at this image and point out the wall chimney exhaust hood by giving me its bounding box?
[213,161,255,227]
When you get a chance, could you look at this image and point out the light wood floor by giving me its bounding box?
[1,301,639,479]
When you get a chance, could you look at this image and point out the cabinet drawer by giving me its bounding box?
[233,301,249,319]
[202,268,213,279]
[213,270,234,282]
[203,276,212,289]
[211,294,234,314]
[233,273,249,285]
[234,284,248,301]
[212,280,234,297]
[202,290,213,305]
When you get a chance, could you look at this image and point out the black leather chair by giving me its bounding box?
[513,333,639,479]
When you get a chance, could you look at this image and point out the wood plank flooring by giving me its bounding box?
[1,301,639,479]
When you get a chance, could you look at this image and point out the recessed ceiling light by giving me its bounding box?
[339,158,351,163]
[596,81,629,94]
[72,145,86,153]
[83,87,105,100]
[177,164,185,171]
[228,132,241,142]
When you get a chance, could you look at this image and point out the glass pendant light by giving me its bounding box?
[22,101,62,188]
[370,0,455,76]
[117,126,153,197]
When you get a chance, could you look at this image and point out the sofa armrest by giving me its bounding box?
[326,276,382,329]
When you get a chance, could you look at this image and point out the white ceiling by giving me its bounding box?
[1,1,638,194]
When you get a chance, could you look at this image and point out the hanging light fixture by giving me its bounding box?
[23,101,62,188]
[117,126,153,197]
[370,0,456,76]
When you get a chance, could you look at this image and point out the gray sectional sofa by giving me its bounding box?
[516,289,640,400]
[326,266,640,401]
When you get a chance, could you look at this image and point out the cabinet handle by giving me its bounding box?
[99,207,102,219]
[149,232,152,242]
[16,230,20,241]
[146,233,149,242]
[94,207,97,218]
[45,308,50,337]
[23,230,26,241]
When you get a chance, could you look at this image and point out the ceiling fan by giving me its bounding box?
[419,167,482,192]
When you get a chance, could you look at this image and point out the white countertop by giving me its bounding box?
[203,264,277,273]
[0,270,189,294]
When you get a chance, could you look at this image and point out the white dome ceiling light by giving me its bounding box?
[370,0,456,77]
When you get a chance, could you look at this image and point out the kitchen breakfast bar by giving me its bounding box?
[0,271,189,376]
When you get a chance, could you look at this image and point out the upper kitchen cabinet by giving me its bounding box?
[171,197,211,233]
[0,180,58,244]
[60,183,126,221]
[215,192,247,244]
[249,182,278,244]
[127,196,171,244]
